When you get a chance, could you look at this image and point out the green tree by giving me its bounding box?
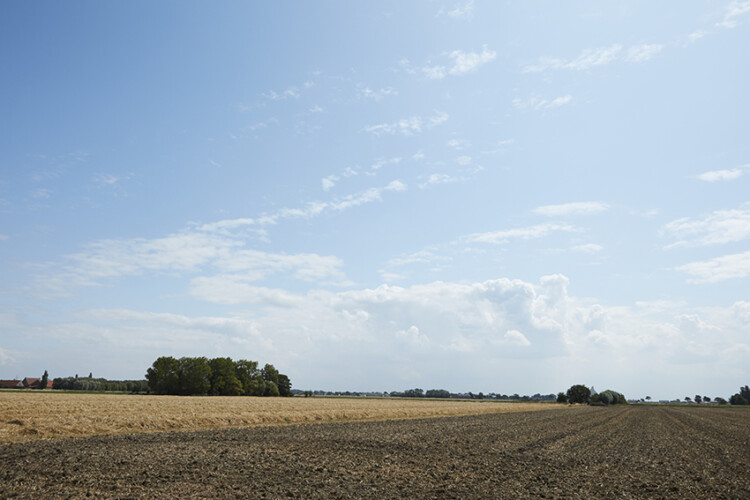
[264,380,280,397]
[177,357,211,395]
[261,364,279,385]
[695,395,702,404]
[557,392,568,403]
[566,384,591,404]
[729,393,749,405]
[740,385,750,402]
[40,370,49,390]
[146,356,180,395]
[277,374,292,397]
[234,359,261,395]
[209,357,242,396]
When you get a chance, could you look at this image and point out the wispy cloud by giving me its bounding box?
[695,165,749,182]
[572,243,603,254]
[512,95,572,111]
[263,86,300,100]
[663,204,750,247]
[93,173,133,186]
[462,223,576,245]
[322,175,339,191]
[676,250,750,283]
[418,173,458,189]
[533,202,609,217]
[624,44,665,63]
[523,41,665,73]
[358,86,398,101]
[438,0,475,19]
[716,1,750,28]
[422,45,496,80]
[364,111,448,136]
[31,188,52,199]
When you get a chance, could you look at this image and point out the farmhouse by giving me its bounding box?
[19,378,54,389]
[0,379,23,388]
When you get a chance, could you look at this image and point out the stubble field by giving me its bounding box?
[0,391,551,443]
[1,394,748,498]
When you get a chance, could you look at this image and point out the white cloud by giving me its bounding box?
[695,165,749,182]
[571,243,603,254]
[419,174,458,189]
[463,223,576,245]
[524,44,622,72]
[676,251,750,283]
[370,157,402,171]
[447,139,471,150]
[94,173,133,186]
[263,87,300,100]
[364,111,448,136]
[457,156,472,166]
[533,201,609,217]
[625,44,664,62]
[513,95,572,111]
[448,45,496,75]
[663,204,750,247]
[717,1,750,28]
[503,329,531,347]
[309,105,323,113]
[422,45,496,80]
[322,175,339,191]
[358,86,398,101]
[438,0,475,19]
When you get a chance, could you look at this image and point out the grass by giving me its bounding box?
[0,391,561,443]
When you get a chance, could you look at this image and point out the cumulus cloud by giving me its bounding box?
[533,202,609,217]
[662,204,750,247]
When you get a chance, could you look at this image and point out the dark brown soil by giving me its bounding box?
[1,405,748,499]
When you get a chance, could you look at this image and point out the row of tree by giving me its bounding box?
[52,375,149,393]
[145,356,291,396]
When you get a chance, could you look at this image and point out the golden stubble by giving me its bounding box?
[0,391,561,443]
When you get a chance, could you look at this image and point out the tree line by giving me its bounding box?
[145,356,291,396]
[52,374,149,393]
[557,385,627,405]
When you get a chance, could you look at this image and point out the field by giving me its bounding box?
[1,401,749,499]
[0,391,552,443]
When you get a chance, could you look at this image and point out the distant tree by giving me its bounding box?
[40,370,48,390]
[703,396,712,403]
[684,397,692,403]
[557,392,568,403]
[729,393,749,405]
[715,397,728,405]
[277,374,292,397]
[89,372,93,378]
[695,395,702,404]
[596,390,627,405]
[740,385,750,402]
[645,396,651,401]
[566,384,591,404]
[426,389,450,399]
[264,381,280,397]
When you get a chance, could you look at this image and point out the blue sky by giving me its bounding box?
[1,1,749,399]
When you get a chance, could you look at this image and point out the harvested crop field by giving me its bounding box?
[2,405,749,499]
[0,391,552,443]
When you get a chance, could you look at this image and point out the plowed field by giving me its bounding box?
[1,405,748,498]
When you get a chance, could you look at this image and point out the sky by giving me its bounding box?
[1,1,749,400]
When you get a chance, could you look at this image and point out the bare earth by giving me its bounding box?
[1,405,749,499]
